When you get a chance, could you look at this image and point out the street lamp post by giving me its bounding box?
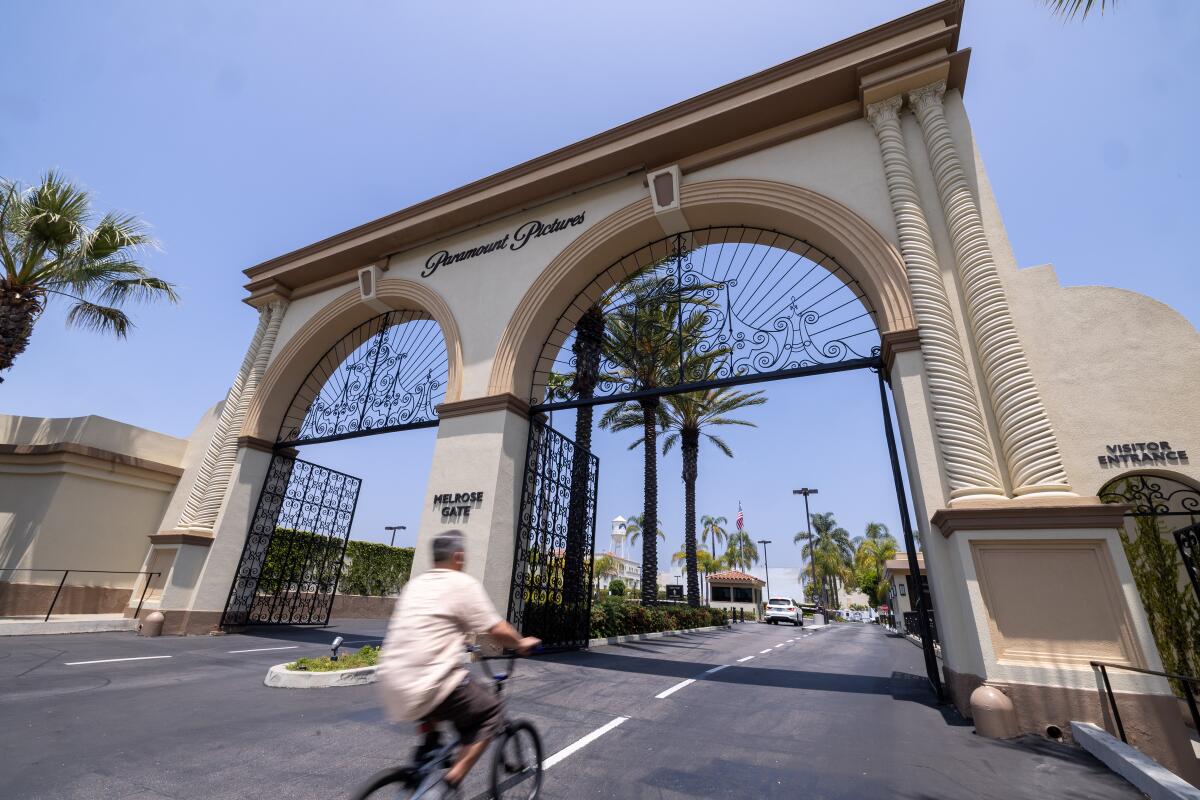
[757,539,772,600]
[792,488,818,604]
[384,525,407,547]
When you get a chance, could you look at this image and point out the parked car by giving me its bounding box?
[764,597,803,626]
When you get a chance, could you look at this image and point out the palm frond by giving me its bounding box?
[1046,0,1113,19]
[64,300,132,336]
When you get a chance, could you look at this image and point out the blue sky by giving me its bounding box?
[5,1,1198,578]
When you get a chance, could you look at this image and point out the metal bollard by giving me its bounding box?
[137,610,165,637]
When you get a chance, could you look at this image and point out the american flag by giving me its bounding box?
[736,502,744,531]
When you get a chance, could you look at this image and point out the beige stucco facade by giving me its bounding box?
[12,0,1184,776]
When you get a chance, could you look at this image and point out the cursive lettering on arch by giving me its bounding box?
[422,211,586,278]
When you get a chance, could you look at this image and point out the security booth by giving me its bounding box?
[706,570,765,621]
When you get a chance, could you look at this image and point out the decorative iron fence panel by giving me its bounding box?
[1175,523,1200,606]
[507,419,598,650]
[221,455,361,627]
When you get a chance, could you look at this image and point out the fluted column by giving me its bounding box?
[907,81,1071,496]
[177,306,272,529]
[867,96,1005,502]
[190,299,289,529]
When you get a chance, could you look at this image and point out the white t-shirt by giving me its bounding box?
[378,568,503,721]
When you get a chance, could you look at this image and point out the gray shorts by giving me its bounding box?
[427,677,504,744]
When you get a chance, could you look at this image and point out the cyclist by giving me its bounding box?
[378,529,540,797]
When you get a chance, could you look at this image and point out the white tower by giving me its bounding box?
[611,516,627,560]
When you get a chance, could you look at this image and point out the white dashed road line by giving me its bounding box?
[227,646,299,654]
[64,655,172,666]
[544,716,628,769]
[737,655,755,663]
[759,649,772,654]
[655,679,696,699]
[704,665,729,675]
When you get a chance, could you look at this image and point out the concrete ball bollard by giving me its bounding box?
[137,610,165,637]
[970,684,1019,739]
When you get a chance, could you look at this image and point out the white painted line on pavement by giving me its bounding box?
[64,655,172,666]
[776,641,788,646]
[655,678,696,699]
[737,655,755,662]
[544,716,628,769]
[759,648,772,654]
[228,646,299,654]
[787,639,794,643]
[704,665,729,674]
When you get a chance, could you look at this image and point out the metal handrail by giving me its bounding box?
[0,568,162,621]
[1091,660,1200,743]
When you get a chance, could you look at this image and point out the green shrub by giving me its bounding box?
[340,541,414,596]
[608,579,626,597]
[287,645,379,672]
[589,598,727,639]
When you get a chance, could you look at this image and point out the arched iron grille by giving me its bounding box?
[1099,473,1200,517]
[530,226,881,408]
[277,310,448,446]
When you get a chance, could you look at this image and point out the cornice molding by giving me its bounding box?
[931,500,1127,537]
[437,393,531,421]
[0,442,183,479]
[150,530,216,547]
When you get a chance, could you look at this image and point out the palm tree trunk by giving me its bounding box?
[639,397,659,604]
[682,429,700,606]
[0,281,42,380]
[564,306,602,615]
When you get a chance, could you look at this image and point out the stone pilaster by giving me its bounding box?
[176,305,272,529]
[907,81,1072,497]
[192,299,288,528]
[867,96,1005,502]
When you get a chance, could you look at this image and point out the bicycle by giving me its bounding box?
[351,648,544,799]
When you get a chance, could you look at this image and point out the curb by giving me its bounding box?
[264,662,377,688]
[588,623,732,648]
[1071,721,1200,800]
[0,618,138,636]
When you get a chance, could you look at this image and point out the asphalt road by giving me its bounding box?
[0,620,1140,799]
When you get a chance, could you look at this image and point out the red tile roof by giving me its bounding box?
[706,570,765,586]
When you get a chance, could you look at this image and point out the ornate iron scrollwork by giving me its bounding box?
[507,419,598,649]
[531,227,880,406]
[1099,473,1200,517]
[222,455,362,627]
[278,310,447,446]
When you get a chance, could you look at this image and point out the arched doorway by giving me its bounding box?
[510,225,942,697]
[221,310,448,627]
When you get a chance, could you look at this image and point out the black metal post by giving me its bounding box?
[1096,663,1127,742]
[45,570,69,622]
[758,540,772,599]
[133,572,156,619]
[1183,680,1200,738]
[876,369,944,703]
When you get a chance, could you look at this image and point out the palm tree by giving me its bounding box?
[593,553,619,598]
[723,530,759,572]
[700,515,728,558]
[794,512,854,607]
[563,304,604,611]
[854,522,898,608]
[0,171,177,380]
[624,513,665,546]
[662,387,765,606]
[1047,0,1114,19]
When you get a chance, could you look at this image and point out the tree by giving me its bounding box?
[854,522,898,608]
[624,513,665,546]
[723,530,759,572]
[592,552,619,599]
[795,512,854,607]
[563,304,604,612]
[1047,0,1114,19]
[608,578,626,597]
[0,171,178,380]
[701,515,728,558]
[661,387,765,606]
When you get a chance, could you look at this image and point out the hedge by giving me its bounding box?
[260,529,413,597]
[589,597,728,639]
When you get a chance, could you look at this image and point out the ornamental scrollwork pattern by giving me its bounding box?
[1099,473,1200,517]
[531,227,880,406]
[221,456,362,627]
[278,311,448,445]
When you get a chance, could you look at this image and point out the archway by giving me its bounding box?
[509,223,942,698]
[221,310,450,627]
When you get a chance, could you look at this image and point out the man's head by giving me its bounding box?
[432,529,466,571]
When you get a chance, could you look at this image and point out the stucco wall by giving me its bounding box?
[0,415,187,591]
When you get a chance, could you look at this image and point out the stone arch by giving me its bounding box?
[242,277,463,443]
[488,178,914,397]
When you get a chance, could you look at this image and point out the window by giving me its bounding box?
[711,586,731,602]
[733,587,754,603]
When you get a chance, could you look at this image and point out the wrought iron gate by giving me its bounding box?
[507,419,599,649]
[221,454,362,627]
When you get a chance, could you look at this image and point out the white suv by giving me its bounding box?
[764,597,803,626]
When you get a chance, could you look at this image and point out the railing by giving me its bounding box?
[0,569,161,621]
[1092,660,1200,743]
[903,610,939,643]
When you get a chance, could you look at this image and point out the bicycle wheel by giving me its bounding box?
[490,720,543,800]
[349,766,419,799]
